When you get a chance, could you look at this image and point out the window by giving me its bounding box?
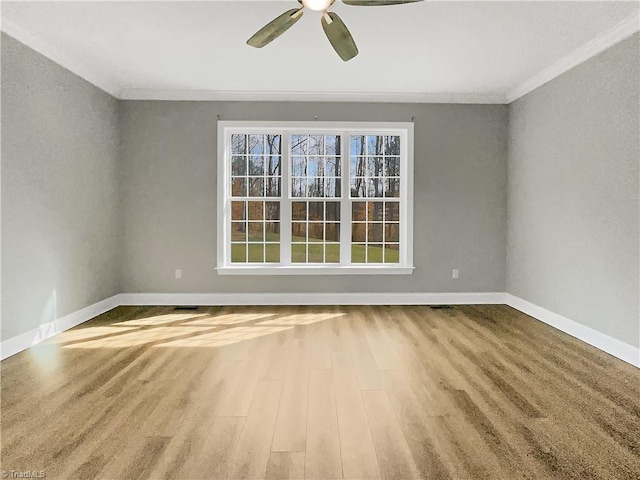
[217,122,413,275]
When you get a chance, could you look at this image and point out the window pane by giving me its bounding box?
[308,178,325,198]
[367,178,384,198]
[368,223,383,243]
[325,244,340,263]
[385,223,400,243]
[232,222,246,242]
[351,136,365,156]
[351,157,365,177]
[248,178,264,197]
[308,244,323,263]
[292,244,306,263]
[386,203,400,222]
[367,135,382,156]
[292,156,307,176]
[351,177,366,198]
[232,178,246,197]
[385,136,400,156]
[325,202,340,222]
[231,134,246,155]
[266,202,280,221]
[352,202,366,221]
[325,156,341,176]
[385,178,400,198]
[326,223,340,242]
[292,178,307,197]
[248,135,264,154]
[366,157,383,177]
[352,223,366,243]
[265,244,280,263]
[266,156,281,177]
[325,178,341,198]
[248,201,264,220]
[309,135,324,155]
[231,244,246,263]
[266,135,281,155]
[369,202,384,221]
[384,244,400,263]
[249,156,264,176]
[292,135,307,155]
[248,222,264,242]
[292,222,306,241]
[231,201,246,221]
[308,157,324,177]
[292,202,307,221]
[351,244,366,263]
[266,177,281,197]
[308,223,324,243]
[232,156,246,176]
[367,244,384,263]
[326,136,341,156]
[265,223,280,242]
[248,245,264,263]
[385,157,400,177]
[308,202,324,221]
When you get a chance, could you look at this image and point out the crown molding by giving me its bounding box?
[118,88,507,104]
[1,19,121,98]
[507,11,640,103]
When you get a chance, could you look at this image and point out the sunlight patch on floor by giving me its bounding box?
[62,325,215,349]
[256,312,345,326]
[53,326,140,342]
[185,312,277,326]
[57,310,347,349]
[152,325,293,348]
[115,313,209,326]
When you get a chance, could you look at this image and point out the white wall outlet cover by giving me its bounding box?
[452,269,459,279]
[175,269,183,279]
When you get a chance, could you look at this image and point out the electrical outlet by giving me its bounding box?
[452,269,459,280]
[175,269,183,280]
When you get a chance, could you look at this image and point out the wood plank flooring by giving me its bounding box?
[1,305,639,479]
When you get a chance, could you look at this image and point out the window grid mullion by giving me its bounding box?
[281,132,292,265]
[341,132,351,265]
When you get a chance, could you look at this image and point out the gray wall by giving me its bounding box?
[119,101,508,294]
[1,33,121,341]
[507,33,640,348]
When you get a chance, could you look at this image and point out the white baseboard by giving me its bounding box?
[118,292,507,307]
[0,295,120,360]
[505,294,640,368]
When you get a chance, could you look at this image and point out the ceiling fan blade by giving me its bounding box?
[247,8,304,48]
[321,12,359,62]
[342,0,423,5]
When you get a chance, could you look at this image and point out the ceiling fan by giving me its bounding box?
[247,0,424,62]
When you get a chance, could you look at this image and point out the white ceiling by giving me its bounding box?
[2,1,639,103]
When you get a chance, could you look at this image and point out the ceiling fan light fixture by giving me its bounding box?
[302,0,333,12]
[247,0,423,60]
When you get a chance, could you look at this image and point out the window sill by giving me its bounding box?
[216,266,415,276]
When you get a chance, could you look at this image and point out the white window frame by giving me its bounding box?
[216,121,414,275]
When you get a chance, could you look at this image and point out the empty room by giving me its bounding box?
[1,1,639,479]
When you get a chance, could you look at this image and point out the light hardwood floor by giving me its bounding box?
[1,305,639,479]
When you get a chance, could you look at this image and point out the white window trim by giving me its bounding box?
[216,121,414,275]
